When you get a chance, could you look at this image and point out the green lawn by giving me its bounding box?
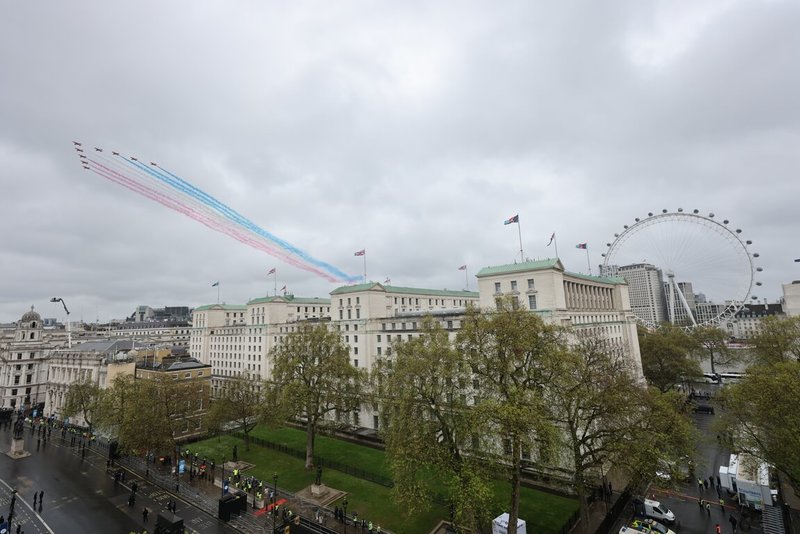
[190,428,578,533]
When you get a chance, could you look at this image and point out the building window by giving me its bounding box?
[494,282,501,292]
[511,280,517,291]
[527,278,535,290]
[353,359,359,367]
[528,295,537,310]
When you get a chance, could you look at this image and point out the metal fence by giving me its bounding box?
[230,432,395,488]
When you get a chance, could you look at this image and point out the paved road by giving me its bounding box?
[0,423,242,534]
[640,384,762,534]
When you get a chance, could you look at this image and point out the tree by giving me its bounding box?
[639,325,701,392]
[546,333,645,531]
[748,316,800,365]
[716,361,800,491]
[205,373,264,451]
[62,376,103,432]
[690,325,740,375]
[457,301,562,534]
[96,373,203,458]
[623,388,698,486]
[374,317,493,530]
[269,323,366,470]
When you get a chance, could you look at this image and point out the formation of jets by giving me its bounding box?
[72,142,156,170]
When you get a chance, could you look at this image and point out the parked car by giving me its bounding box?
[627,518,677,534]
[633,497,676,525]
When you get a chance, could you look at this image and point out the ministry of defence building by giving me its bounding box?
[190,258,644,430]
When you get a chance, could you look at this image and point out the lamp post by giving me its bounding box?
[50,297,71,348]
[272,473,278,517]
[221,457,226,497]
[343,498,348,533]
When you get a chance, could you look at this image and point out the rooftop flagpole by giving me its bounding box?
[503,214,523,261]
[268,267,277,296]
[459,264,468,290]
[576,243,590,274]
[355,249,366,283]
[547,232,559,260]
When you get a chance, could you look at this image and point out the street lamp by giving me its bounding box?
[50,297,71,348]
[221,457,225,497]
[343,498,348,533]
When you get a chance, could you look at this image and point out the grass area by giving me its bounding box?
[190,427,578,533]
[249,425,392,479]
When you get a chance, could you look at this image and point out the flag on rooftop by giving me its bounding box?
[384,278,391,284]
[547,232,555,246]
[267,268,276,275]
[280,285,286,291]
[575,243,587,249]
[458,265,467,271]
[211,281,219,287]
[503,214,519,225]
[354,249,366,256]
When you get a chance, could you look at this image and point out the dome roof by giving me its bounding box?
[21,305,42,324]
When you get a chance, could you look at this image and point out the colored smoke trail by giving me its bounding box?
[78,145,359,283]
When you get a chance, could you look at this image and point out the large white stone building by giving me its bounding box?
[0,307,67,413]
[189,258,643,430]
[783,281,800,317]
[47,340,137,423]
[602,263,668,327]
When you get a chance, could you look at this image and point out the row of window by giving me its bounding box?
[494,278,536,293]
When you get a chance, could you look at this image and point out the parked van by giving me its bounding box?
[634,498,676,525]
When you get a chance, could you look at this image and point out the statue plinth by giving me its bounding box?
[311,483,329,496]
[6,437,31,459]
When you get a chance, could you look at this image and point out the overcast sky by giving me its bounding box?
[2,1,798,324]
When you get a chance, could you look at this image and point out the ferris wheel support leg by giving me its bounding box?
[674,281,698,326]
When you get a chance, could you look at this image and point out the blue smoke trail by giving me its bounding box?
[119,156,359,283]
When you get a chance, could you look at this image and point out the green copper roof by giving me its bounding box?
[247,295,331,305]
[331,282,478,299]
[192,304,247,312]
[475,258,563,278]
[564,271,627,285]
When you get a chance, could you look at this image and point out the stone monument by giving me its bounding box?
[7,414,31,459]
[311,465,329,497]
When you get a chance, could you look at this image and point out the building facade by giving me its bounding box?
[602,263,668,327]
[47,339,137,424]
[189,258,644,431]
[0,307,67,413]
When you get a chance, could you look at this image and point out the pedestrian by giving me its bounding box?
[698,478,705,492]
[719,498,725,514]
[709,476,715,489]
[699,499,705,509]
[729,515,738,533]
[715,524,721,534]
[142,507,149,523]
[716,485,721,498]
[16,524,20,534]
[706,503,711,515]
[717,475,721,488]
[33,493,37,507]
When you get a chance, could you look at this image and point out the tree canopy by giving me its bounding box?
[205,372,264,451]
[639,325,702,391]
[457,301,564,534]
[62,376,103,430]
[717,361,800,491]
[748,316,800,365]
[374,317,493,529]
[269,323,366,469]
